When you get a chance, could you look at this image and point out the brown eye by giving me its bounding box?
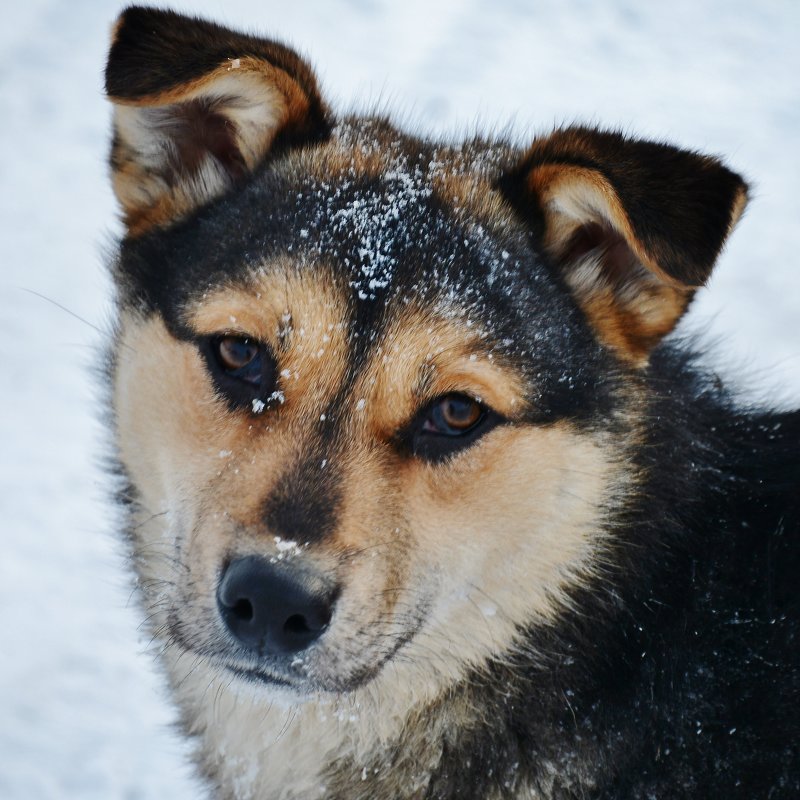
[209,335,268,388]
[439,395,483,431]
[217,336,259,372]
[405,392,501,462]
[423,393,485,436]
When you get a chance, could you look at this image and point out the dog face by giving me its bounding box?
[108,8,747,701]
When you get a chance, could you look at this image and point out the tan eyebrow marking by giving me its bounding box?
[354,308,527,440]
[186,258,352,417]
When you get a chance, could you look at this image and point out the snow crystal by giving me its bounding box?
[272,537,304,560]
[293,159,438,301]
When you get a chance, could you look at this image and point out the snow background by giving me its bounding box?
[1,1,797,797]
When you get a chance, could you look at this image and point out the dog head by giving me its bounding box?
[107,7,747,699]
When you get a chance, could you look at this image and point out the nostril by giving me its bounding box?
[284,614,312,635]
[231,597,254,622]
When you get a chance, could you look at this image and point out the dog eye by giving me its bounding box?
[201,335,277,411]
[214,336,262,384]
[408,393,501,462]
[423,395,484,435]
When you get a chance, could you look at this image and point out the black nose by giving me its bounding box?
[217,556,334,656]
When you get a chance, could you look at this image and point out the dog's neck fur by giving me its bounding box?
[164,647,601,800]
[165,648,479,800]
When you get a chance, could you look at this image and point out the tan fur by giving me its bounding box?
[430,170,517,232]
[567,255,690,365]
[189,261,352,420]
[360,307,527,437]
[527,165,669,283]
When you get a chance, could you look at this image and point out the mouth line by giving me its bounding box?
[166,624,299,689]
[225,663,297,688]
[221,606,431,692]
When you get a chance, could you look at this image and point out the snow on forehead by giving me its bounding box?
[312,164,434,301]
[291,151,527,312]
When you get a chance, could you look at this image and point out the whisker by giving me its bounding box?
[19,287,108,337]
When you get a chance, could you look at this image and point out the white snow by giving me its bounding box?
[274,537,304,557]
[1,1,798,798]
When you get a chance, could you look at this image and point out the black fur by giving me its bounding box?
[114,147,615,430]
[263,446,343,546]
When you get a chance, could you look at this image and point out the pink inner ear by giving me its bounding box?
[164,99,248,182]
[563,222,639,286]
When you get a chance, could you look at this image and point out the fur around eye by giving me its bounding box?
[409,393,501,462]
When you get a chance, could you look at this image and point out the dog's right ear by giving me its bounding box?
[497,127,747,365]
[105,6,329,236]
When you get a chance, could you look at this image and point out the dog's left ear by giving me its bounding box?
[105,6,330,236]
[499,127,748,364]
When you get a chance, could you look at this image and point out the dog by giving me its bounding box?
[104,6,799,799]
